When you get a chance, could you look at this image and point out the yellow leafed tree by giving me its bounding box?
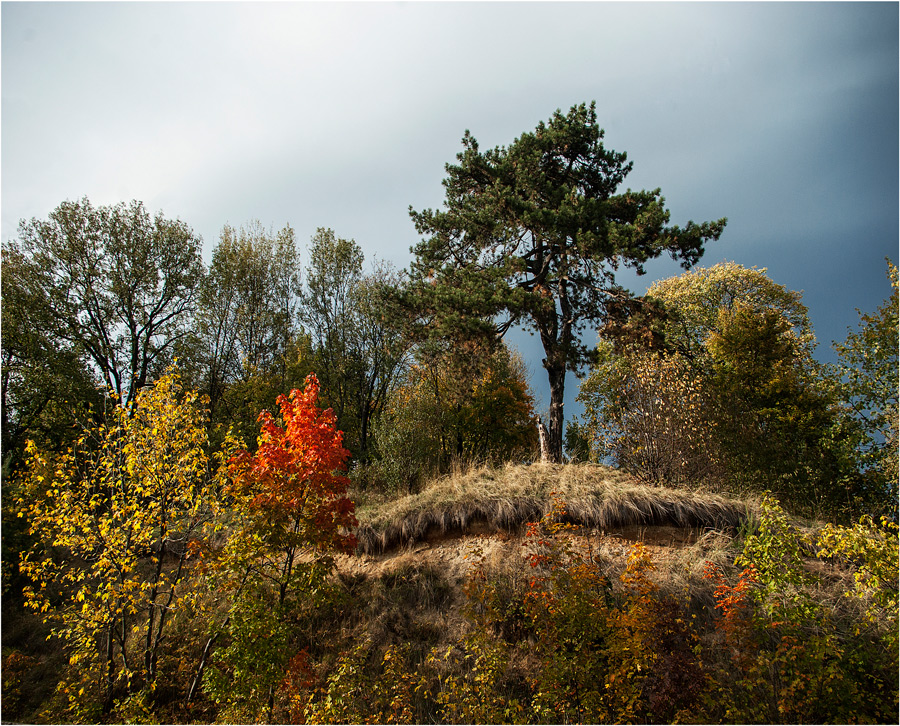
[18,367,220,718]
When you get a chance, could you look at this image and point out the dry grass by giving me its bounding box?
[355,462,754,555]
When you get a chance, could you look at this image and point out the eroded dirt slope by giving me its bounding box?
[338,521,716,586]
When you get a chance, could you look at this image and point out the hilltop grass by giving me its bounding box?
[354,462,754,555]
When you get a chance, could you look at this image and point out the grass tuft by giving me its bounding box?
[355,462,753,555]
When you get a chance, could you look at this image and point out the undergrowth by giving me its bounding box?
[295,492,898,724]
[5,463,897,724]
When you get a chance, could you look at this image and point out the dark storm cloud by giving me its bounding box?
[3,1,896,417]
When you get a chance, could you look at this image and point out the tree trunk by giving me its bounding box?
[546,365,566,463]
[538,418,551,463]
[359,401,371,462]
[144,547,165,680]
[103,623,116,714]
[188,566,253,705]
[188,629,220,704]
[148,547,187,682]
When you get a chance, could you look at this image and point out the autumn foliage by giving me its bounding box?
[290,493,897,725]
[227,373,357,555]
[9,368,898,724]
[16,369,216,719]
[201,373,357,723]
[4,162,896,725]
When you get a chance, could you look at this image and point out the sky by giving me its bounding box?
[2,1,898,421]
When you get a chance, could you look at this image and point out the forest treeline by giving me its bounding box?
[3,198,896,518]
[2,102,898,723]
[1,208,538,486]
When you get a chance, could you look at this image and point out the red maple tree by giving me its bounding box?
[228,373,357,556]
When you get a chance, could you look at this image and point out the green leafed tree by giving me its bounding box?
[705,304,850,512]
[644,260,815,361]
[832,259,899,512]
[11,198,204,408]
[407,102,726,461]
[190,221,303,412]
[582,262,863,514]
[371,342,538,491]
[301,228,410,460]
[0,243,99,469]
[300,228,367,448]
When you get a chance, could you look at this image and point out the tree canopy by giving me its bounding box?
[580,262,869,516]
[407,102,726,460]
[193,220,301,410]
[833,259,898,510]
[300,228,410,459]
[11,198,204,408]
[645,261,814,361]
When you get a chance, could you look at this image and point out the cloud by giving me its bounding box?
[2,1,896,415]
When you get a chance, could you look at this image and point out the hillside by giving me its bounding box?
[336,465,751,661]
[342,461,753,595]
[352,461,750,553]
[5,462,896,725]
[307,463,895,725]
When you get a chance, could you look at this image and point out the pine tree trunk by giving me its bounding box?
[546,365,566,463]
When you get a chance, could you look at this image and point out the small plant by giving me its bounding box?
[817,514,899,649]
[736,491,816,622]
[606,542,705,723]
[702,492,898,723]
[1,650,37,719]
[303,643,419,724]
[421,634,523,724]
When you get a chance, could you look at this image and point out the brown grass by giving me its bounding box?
[355,462,754,555]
